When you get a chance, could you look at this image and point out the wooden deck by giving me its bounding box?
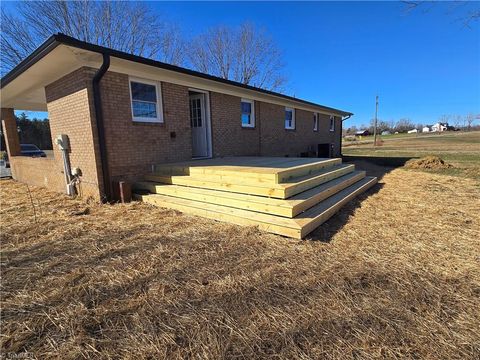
[133,157,377,238]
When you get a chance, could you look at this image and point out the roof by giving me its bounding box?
[0,33,352,117]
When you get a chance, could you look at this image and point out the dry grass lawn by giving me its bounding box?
[343,131,480,179]
[1,165,479,359]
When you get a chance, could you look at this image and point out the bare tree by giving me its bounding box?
[452,114,463,129]
[369,118,391,133]
[188,23,286,91]
[465,113,477,130]
[189,26,234,79]
[394,118,415,133]
[403,1,480,27]
[1,1,185,75]
[438,114,451,124]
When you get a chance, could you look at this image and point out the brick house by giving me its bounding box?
[1,34,352,202]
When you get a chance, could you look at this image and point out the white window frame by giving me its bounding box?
[285,107,295,130]
[241,98,255,128]
[313,113,319,132]
[129,77,163,123]
[329,115,335,132]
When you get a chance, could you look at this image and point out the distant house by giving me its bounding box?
[381,130,391,135]
[432,122,448,132]
[407,129,418,134]
[422,126,431,133]
[355,130,371,136]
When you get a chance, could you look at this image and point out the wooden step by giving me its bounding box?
[144,164,355,199]
[153,157,342,183]
[295,176,377,238]
[275,158,342,182]
[286,170,366,216]
[133,176,377,239]
[282,164,355,198]
[134,171,366,218]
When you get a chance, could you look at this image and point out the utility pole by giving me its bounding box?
[373,95,379,148]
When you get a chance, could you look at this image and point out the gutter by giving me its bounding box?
[92,53,111,202]
[340,114,352,157]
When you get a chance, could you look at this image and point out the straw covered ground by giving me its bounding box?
[1,164,479,359]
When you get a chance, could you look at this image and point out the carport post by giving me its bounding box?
[1,108,21,157]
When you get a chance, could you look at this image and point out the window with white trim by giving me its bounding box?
[241,99,255,127]
[313,113,319,131]
[329,115,335,132]
[129,78,163,122]
[285,107,295,129]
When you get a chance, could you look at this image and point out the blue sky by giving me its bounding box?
[10,1,480,128]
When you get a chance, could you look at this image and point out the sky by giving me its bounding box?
[8,1,480,128]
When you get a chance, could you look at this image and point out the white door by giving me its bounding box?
[190,94,208,157]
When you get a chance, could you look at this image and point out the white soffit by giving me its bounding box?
[0,45,100,111]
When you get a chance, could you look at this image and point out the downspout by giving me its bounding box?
[92,53,111,202]
[340,114,352,157]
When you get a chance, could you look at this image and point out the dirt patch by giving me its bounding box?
[404,155,453,169]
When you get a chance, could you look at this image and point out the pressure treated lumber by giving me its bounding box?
[145,164,355,199]
[153,157,341,183]
[134,176,377,239]
[135,170,366,218]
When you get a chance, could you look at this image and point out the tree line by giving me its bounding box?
[0,113,53,152]
[1,1,285,91]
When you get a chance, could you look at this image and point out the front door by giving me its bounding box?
[189,94,209,157]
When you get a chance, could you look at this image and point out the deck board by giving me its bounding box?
[134,176,377,239]
[154,156,340,182]
[145,164,354,199]
[135,157,377,238]
[135,170,366,218]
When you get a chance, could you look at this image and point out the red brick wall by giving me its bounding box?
[98,71,342,174]
[99,72,192,182]
[96,70,343,181]
[210,92,260,157]
[44,67,103,200]
[9,157,65,193]
[257,102,341,157]
[3,68,103,201]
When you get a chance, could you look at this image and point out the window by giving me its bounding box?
[313,113,319,131]
[285,107,295,129]
[129,78,163,122]
[241,99,255,127]
[329,115,335,132]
